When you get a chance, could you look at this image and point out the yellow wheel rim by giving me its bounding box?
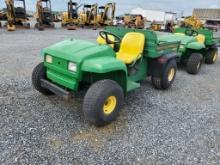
[103,96,117,115]
[213,52,218,62]
[168,68,175,82]
[197,62,201,70]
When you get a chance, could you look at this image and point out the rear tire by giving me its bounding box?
[83,80,124,126]
[186,53,203,74]
[32,62,53,95]
[205,48,218,64]
[152,59,177,89]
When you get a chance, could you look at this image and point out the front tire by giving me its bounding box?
[205,48,218,64]
[32,62,53,95]
[83,80,124,126]
[152,59,177,89]
[186,53,203,74]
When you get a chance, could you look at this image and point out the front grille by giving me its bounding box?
[51,56,68,70]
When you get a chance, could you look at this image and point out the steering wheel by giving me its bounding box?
[99,31,121,44]
[185,29,199,36]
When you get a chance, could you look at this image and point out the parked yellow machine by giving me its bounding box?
[5,0,30,31]
[61,2,116,29]
[35,0,55,31]
[124,14,145,29]
[182,15,203,29]
[79,3,98,28]
[97,3,115,26]
[61,0,81,29]
[151,21,162,31]
[80,3,98,29]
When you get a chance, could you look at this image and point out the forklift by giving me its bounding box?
[79,3,98,29]
[61,1,82,30]
[5,0,30,31]
[35,0,55,31]
[97,3,116,26]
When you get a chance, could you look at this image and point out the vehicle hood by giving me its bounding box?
[158,34,196,45]
[44,39,115,63]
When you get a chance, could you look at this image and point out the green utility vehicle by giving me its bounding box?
[32,26,180,126]
[159,27,220,74]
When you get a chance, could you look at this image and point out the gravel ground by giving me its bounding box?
[0,26,220,165]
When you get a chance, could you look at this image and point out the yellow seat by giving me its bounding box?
[97,35,115,48]
[195,34,205,44]
[116,32,145,64]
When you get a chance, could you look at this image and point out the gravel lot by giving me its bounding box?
[0,26,220,165]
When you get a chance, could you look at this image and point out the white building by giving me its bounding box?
[131,7,177,23]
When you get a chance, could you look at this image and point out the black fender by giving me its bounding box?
[148,53,177,77]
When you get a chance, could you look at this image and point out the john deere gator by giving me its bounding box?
[159,27,220,74]
[32,27,180,126]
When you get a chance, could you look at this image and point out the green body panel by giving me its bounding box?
[105,26,180,58]
[43,39,119,91]
[159,34,196,45]
[44,39,115,63]
[158,30,206,59]
[126,80,140,92]
[44,57,78,90]
[187,42,205,50]
[128,58,148,82]
[174,27,219,46]
[81,56,127,73]
[81,56,128,92]
[47,67,77,90]
[42,27,179,93]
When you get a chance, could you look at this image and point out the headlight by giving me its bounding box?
[45,55,53,63]
[68,62,77,72]
[180,45,184,49]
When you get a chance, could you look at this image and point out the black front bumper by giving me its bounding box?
[40,79,72,101]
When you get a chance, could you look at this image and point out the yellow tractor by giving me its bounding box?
[124,14,145,29]
[97,3,116,26]
[35,0,55,31]
[5,0,30,31]
[61,1,82,30]
[79,3,98,29]
[181,15,203,29]
[151,21,162,31]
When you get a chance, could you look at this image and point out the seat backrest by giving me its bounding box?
[119,32,145,55]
